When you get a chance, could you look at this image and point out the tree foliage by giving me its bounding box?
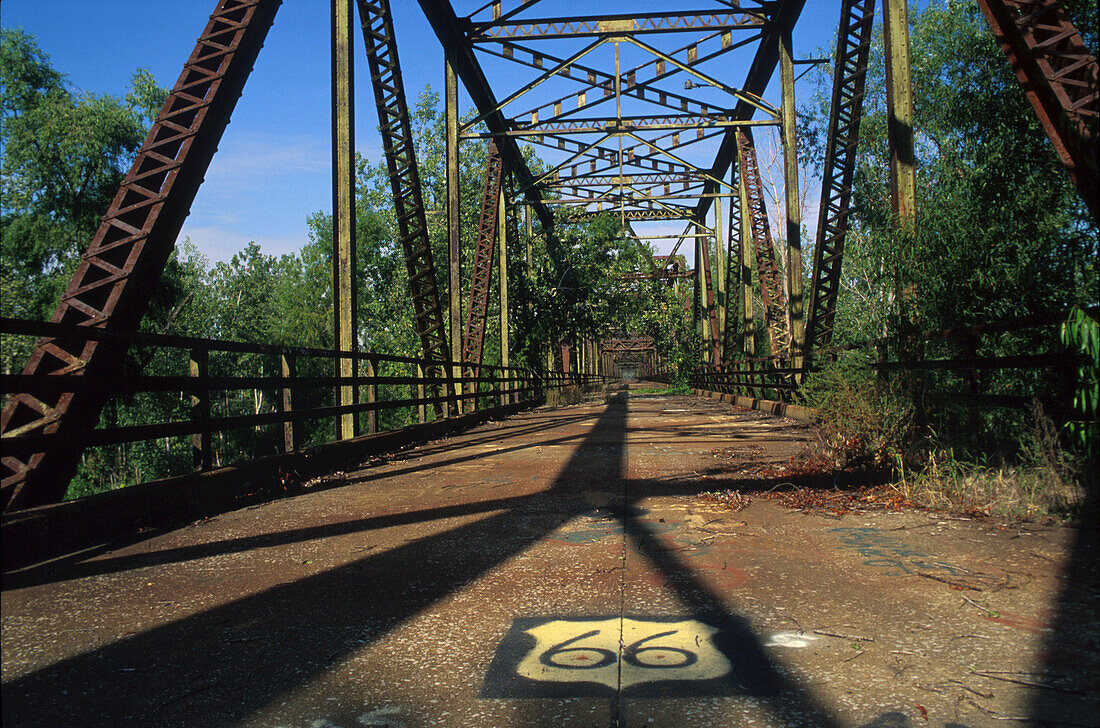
[798,1,1098,471]
[1,28,169,370]
[802,1,1097,345]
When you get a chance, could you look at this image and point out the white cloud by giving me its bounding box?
[200,131,329,188]
[178,226,308,263]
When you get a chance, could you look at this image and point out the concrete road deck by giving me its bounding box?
[2,384,1097,727]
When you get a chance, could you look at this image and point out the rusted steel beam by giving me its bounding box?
[721,161,742,362]
[617,272,694,281]
[543,191,729,205]
[692,0,806,224]
[498,187,511,383]
[548,173,697,185]
[602,337,656,354]
[0,0,282,510]
[466,10,766,41]
[736,129,791,357]
[804,0,875,359]
[560,207,691,223]
[737,157,755,357]
[715,195,727,364]
[417,0,554,230]
[462,144,504,376]
[976,0,1098,220]
[480,114,777,137]
[356,0,450,408]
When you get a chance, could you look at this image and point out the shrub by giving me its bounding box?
[797,354,915,469]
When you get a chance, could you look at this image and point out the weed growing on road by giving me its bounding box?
[797,356,914,470]
[633,384,691,395]
[888,403,1086,520]
[800,360,1088,521]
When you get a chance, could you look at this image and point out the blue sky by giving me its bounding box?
[2,1,848,263]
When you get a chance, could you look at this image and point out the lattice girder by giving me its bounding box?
[0,0,283,510]
[462,143,505,368]
[804,0,874,360]
[735,129,791,357]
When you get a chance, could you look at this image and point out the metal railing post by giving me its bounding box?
[280,350,297,452]
[416,362,426,424]
[189,346,212,471]
[366,355,378,434]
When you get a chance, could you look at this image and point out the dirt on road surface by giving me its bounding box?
[3,382,1096,727]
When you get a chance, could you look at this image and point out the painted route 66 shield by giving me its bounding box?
[482,615,774,698]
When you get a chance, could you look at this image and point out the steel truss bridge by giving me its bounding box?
[0,0,1096,521]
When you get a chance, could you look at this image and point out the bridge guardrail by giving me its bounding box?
[0,318,611,497]
[679,309,1093,412]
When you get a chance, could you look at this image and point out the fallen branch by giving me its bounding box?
[959,594,994,614]
[814,628,874,642]
[971,671,1083,695]
[945,679,993,699]
[917,571,986,591]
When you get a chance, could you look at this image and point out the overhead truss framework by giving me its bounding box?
[422,0,804,261]
[419,1,813,370]
[602,336,656,365]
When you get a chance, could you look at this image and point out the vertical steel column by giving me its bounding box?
[446,54,463,410]
[883,0,917,225]
[694,235,704,357]
[739,165,755,357]
[333,0,358,440]
[697,224,721,365]
[780,22,805,362]
[715,195,727,364]
[525,207,533,273]
[498,187,510,383]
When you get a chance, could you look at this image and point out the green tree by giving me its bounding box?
[803,2,1097,345]
[798,1,1098,464]
[1,28,168,371]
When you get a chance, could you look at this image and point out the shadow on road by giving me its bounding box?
[10,389,1089,726]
